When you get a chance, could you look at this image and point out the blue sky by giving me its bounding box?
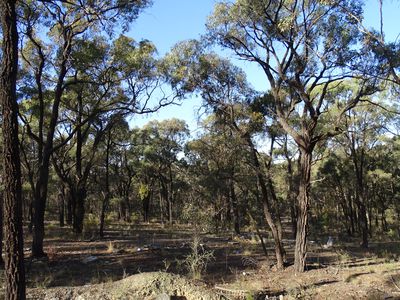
[127,0,400,132]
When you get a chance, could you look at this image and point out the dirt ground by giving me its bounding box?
[2,223,400,299]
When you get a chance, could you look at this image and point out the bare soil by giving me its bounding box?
[1,223,400,299]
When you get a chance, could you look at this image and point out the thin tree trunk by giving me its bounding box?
[143,193,150,223]
[357,198,368,248]
[0,0,26,297]
[99,131,112,238]
[160,179,169,224]
[348,193,355,235]
[246,136,284,269]
[294,148,312,273]
[66,185,73,225]
[159,181,163,224]
[168,166,173,225]
[99,192,109,238]
[58,190,64,227]
[230,180,240,235]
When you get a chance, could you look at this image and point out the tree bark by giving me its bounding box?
[294,148,312,273]
[229,179,240,235]
[0,0,26,297]
[246,136,285,269]
[99,131,112,238]
[31,27,72,257]
[58,190,64,227]
[66,185,73,226]
[32,180,48,257]
[143,193,151,223]
[72,186,86,234]
[168,166,173,225]
[0,193,3,264]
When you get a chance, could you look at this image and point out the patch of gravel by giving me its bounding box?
[27,272,218,300]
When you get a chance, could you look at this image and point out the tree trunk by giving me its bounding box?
[229,180,240,235]
[28,200,33,233]
[159,181,163,224]
[368,204,373,237]
[357,199,368,248]
[66,185,73,226]
[99,192,109,238]
[294,148,312,273]
[143,194,151,223]
[124,195,131,222]
[348,193,355,235]
[0,0,26,297]
[168,166,173,225]
[73,186,86,234]
[99,131,111,238]
[32,179,50,257]
[0,194,3,264]
[354,165,368,248]
[160,179,169,224]
[246,136,284,269]
[58,190,64,227]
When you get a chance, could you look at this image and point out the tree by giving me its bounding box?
[207,0,375,272]
[140,119,189,224]
[98,116,130,237]
[18,0,151,256]
[163,43,287,268]
[0,0,26,298]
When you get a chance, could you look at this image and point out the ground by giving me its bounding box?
[1,222,400,299]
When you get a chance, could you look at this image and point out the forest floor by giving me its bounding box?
[1,222,400,299]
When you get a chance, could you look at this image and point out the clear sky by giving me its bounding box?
[127,0,400,132]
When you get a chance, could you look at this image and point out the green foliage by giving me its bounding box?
[138,183,150,201]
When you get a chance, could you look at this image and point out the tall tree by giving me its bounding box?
[207,0,375,272]
[0,0,26,298]
[18,0,151,256]
[163,43,287,268]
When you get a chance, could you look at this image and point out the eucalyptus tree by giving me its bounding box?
[343,0,400,86]
[108,127,136,223]
[315,104,397,240]
[163,41,287,268]
[139,119,189,224]
[338,96,393,246]
[0,0,25,297]
[207,0,376,271]
[98,116,131,237]
[18,0,151,257]
[49,34,162,234]
[186,116,248,234]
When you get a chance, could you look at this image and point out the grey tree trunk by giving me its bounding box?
[294,148,312,273]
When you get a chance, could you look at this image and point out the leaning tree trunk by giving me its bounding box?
[0,0,26,297]
[294,148,312,273]
[246,136,285,269]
